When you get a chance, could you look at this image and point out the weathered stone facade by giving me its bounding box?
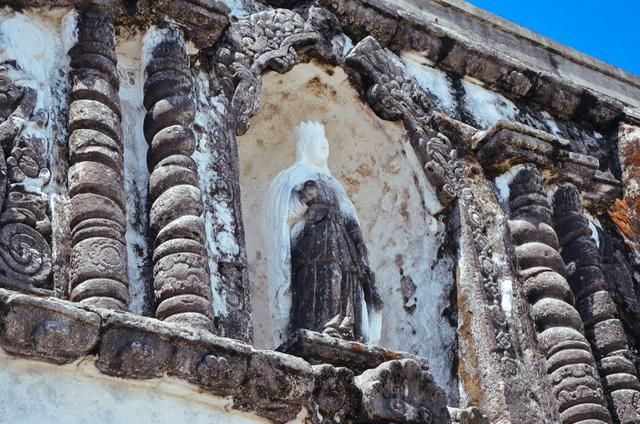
[0,0,638,423]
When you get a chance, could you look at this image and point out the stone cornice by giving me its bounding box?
[1,0,229,48]
[0,287,450,423]
[473,120,622,211]
[317,0,638,130]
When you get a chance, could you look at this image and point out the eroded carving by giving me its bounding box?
[508,167,612,423]
[265,122,382,343]
[309,364,358,424]
[237,350,315,423]
[554,183,640,423]
[345,36,461,206]
[67,8,129,310]
[144,27,214,329]
[0,293,100,364]
[474,121,622,212]
[354,359,450,423]
[215,8,320,135]
[201,8,319,339]
[0,64,53,291]
[345,36,521,382]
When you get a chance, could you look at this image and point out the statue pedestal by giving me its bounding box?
[278,329,453,423]
[277,329,429,374]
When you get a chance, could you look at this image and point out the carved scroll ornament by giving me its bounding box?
[0,65,52,291]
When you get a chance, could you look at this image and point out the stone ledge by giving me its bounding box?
[0,288,452,423]
[278,329,429,374]
[1,0,229,48]
[473,120,622,210]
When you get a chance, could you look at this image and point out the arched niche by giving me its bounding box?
[237,59,457,396]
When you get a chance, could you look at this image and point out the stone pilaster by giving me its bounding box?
[67,8,129,310]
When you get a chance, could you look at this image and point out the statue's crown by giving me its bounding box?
[296,121,325,145]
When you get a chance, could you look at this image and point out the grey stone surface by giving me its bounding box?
[554,183,640,423]
[278,329,429,374]
[0,287,452,423]
[508,168,611,424]
[0,1,638,423]
[474,120,622,212]
[354,359,450,423]
[143,28,214,330]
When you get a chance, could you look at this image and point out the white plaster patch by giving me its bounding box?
[499,279,513,318]
[401,52,456,114]
[192,72,236,317]
[541,111,562,136]
[0,8,74,257]
[461,78,518,129]
[0,352,269,424]
[341,35,354,57]
[0,10,62,89]
[118,30,151,314]
[493,164,530,204]
[223,0,249,17]
[585,212,603,248]
[141,26,175,71]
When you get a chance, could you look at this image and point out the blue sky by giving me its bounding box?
[466,1,640,76]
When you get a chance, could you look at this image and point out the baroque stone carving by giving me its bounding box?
[461,188,519,377]
[143,27,214,329]
[265,121,382,343]
[474,121,622,212]
[508,167,612,423]
[309,364,358,424]
[345,35,520,379]
[354,359,450,423]
[0,291,101,365]
[278,329,429,375]
[345,36,462,207]
[237,350,315,423]
[553,183,640,423]
[448,406,490,424]
[0,65,53,291]
[214,9,320,136]
[67,8,129,310]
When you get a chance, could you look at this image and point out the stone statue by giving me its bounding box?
[264,121,383,344]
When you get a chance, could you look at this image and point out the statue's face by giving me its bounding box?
[306,136,329,166]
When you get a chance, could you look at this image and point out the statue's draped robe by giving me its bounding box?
[289,178,373,341]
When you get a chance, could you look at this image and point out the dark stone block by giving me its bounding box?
[278,329,429,375]
[0,291,100,364]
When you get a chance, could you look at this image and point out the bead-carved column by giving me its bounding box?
[143,28,214,330]
[508,168,612,424]
[554,183,640,423]
[67,9,130,310]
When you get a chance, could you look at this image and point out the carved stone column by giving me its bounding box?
[143,28,214,330]
[554,183,640,423]
[67,9,129,310]
[508,167,612,423]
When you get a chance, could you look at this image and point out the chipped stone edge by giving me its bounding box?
[0,287,452,423]
[315,0,635,129]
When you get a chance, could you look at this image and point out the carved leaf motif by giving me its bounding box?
[355,359,449,424]
[219,9,320,136]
